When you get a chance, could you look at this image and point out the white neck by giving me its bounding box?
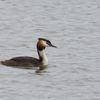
[37,50,48,66]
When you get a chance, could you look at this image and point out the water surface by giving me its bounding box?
[0,0,100,100]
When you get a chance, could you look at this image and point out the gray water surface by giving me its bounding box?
[0,0,100,100]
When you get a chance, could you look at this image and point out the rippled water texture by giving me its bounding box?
[0,0,100,100]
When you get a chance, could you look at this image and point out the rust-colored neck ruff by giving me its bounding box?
[37,40,45,51]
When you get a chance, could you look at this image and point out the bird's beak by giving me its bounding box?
[49,44,57,48]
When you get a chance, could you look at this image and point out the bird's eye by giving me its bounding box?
[46,40,51,46]
[46,42,49,45]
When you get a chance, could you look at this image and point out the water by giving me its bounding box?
[0,0,100,100]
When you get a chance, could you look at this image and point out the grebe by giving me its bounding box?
[1,38,57,67]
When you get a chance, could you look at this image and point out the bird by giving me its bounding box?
[1,38,57,67]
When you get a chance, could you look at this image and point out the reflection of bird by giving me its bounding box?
[1,38,57,67]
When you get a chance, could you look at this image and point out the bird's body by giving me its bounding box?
[1,38,56,67]
[1,57,41,67]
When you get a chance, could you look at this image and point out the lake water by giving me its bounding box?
[0,0,100,100]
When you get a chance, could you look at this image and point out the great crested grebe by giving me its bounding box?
[1,38,57,67]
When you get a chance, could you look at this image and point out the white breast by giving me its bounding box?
[38,50,48,66]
